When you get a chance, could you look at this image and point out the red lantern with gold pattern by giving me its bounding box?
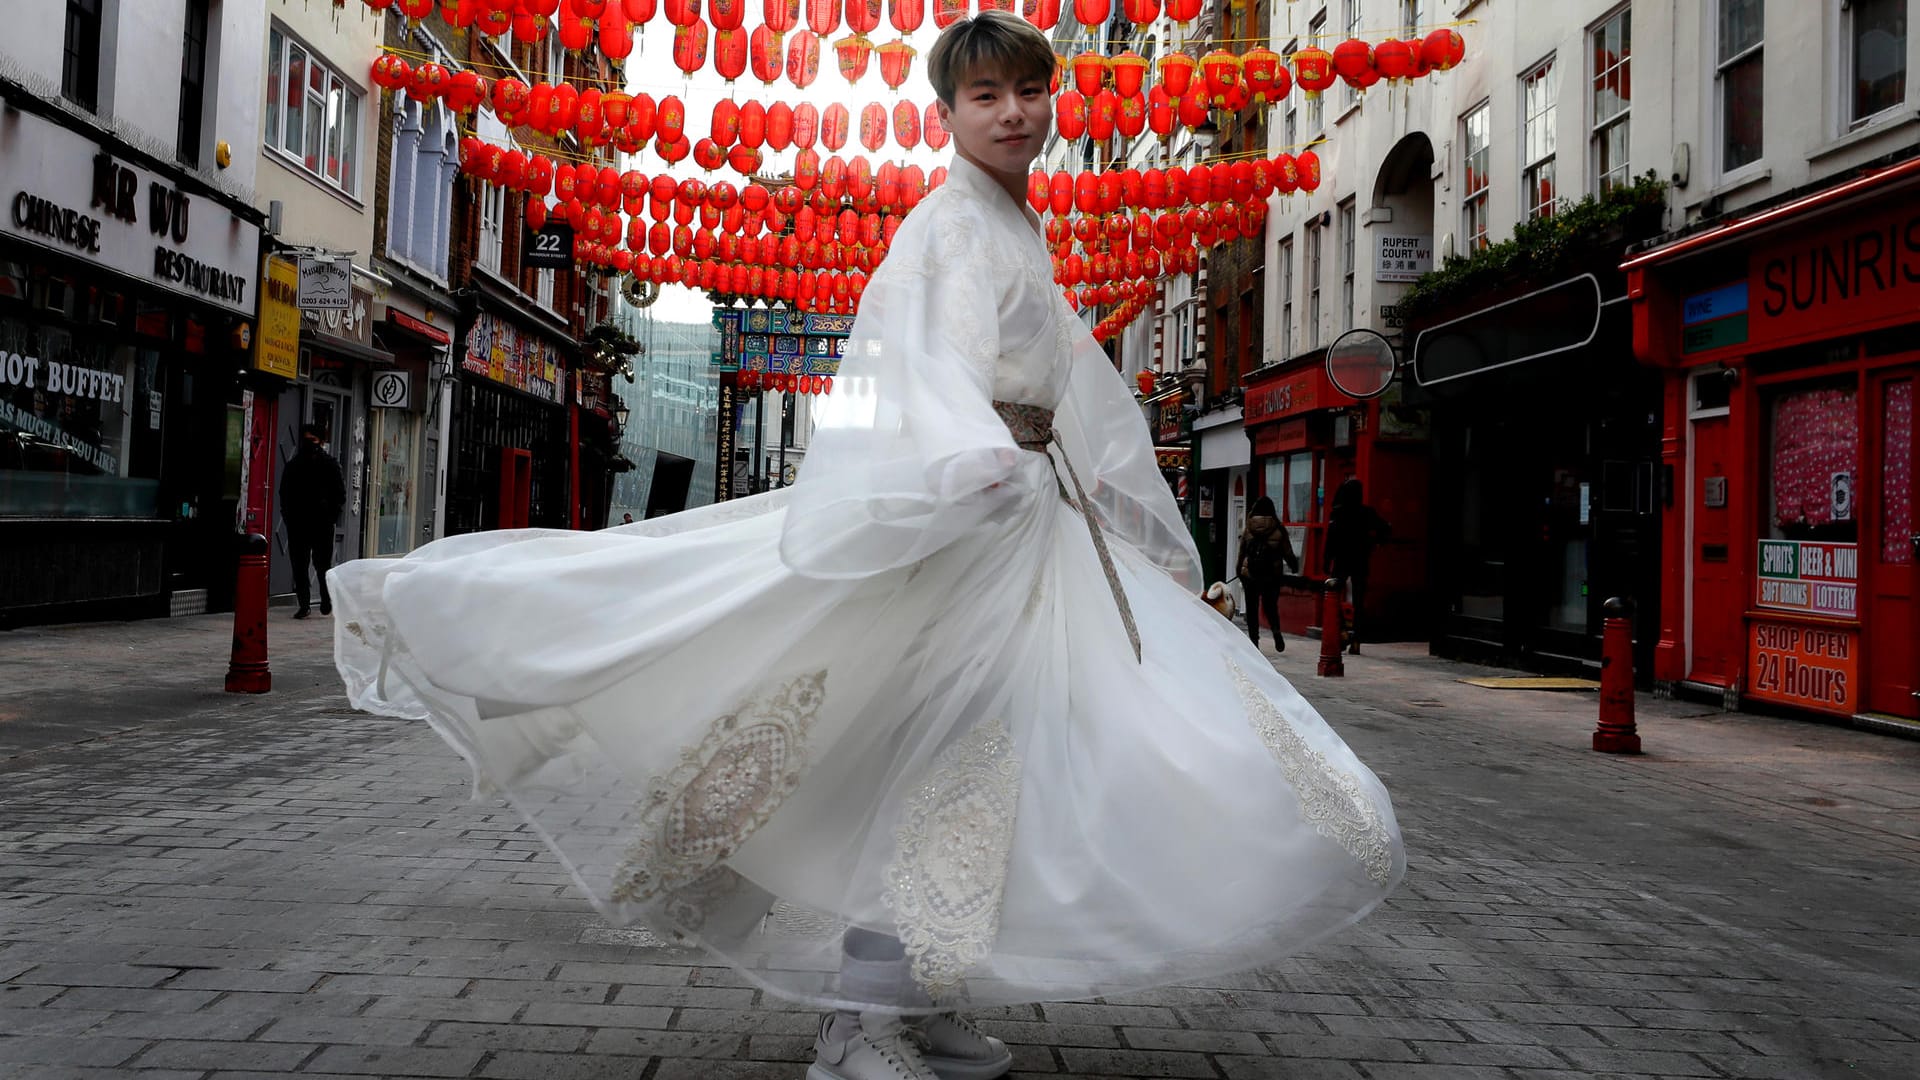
[628,92,658,141]
[1119,0,1157,24]
[807,0,841,34]
[1156,51,1196,97]
[625,0,657,21]
[1164,0,1199,20]
[877,37,916,90]
[601,11,636,59]
[792,102,820,147]
[923,101,949,149]
[1241,46,1284,106]
[1146,85,1175,139]
[857,102,886,151]
[729,144,762,174]
[1027,172,1050,214]
[1176,85,1208,129]
[1055,90,1088,141]
[845,0,881,33]
[759,101,790,149]
[751,25,784,84]
[765,0,799,30]
[372,53,411,93]
[714,27,748,81]
[1333,38,1374,85]
[934,0,965,28]
[1108,50,1148,97]
[1295,148,1321,192]
[822,102,850,150]
[557,10,594,50]
[890,0,923,32]
[1422,28,1464,71]
[1116,91,1146,138]
[1199,49,1242,105]
[1072,0,1108,27]
[892,100,920,149]
[794,146,821,188]
[1021,0,1061,29]
[575,88,606,144]
[1088,89,1119,141]
[664,0,699,25]
[1374,37,1414,82]
[673,21,710,75]
[1070,52,1109,96]
[1292,44,1335,95]
[787,29,821,88]
[710,0,745,28]
[833,34,873,83]
[657,94,687,142]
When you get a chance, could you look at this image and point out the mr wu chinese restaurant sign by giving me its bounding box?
[0,108,255,317]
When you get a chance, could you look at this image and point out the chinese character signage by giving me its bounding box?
[463,312,563,404]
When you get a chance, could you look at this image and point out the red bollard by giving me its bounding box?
[225,532,272,694]
[1592,596,1641,753]
[1317,578,1345,678]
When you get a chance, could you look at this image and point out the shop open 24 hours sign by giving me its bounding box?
[1749,540,1861,715]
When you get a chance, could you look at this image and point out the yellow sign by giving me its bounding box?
[253,256,301,379]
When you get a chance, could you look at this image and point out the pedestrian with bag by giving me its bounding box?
[1238,495,1300,651]
[280,422,345,620]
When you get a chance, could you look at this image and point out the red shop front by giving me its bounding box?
[1624,155,1920,727]
[1241,358,1430,640]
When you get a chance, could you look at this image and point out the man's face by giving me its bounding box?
[937,63,1052,180]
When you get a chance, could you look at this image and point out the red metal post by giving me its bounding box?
[568,395,582,530]
[1593,596,1642,753]
[1317,578,1345,678]
[225,532,271,694]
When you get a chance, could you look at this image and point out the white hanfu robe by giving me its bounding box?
[331,155,1404,1012]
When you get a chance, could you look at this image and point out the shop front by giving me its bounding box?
[448,303,570,534]
[370,297,453,555]
[1408,261,1661,671]
[0,96,261,622]
[1192,404,1247,593]
[1624,155,1920,726]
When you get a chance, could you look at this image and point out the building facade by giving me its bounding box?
[0,0,267,623]
[610,312,721,519]
[1623,0,1918,727]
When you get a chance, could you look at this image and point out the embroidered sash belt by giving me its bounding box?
[992,401,1141,662]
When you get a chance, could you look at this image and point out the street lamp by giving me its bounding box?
[612,398,631,436]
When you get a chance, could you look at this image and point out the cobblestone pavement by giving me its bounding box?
[2,615,1917,1079]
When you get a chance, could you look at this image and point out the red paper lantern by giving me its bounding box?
[1088,89,1118,141]
[822,102,850,151]
[673,21,710,76]
[807,0,841,34]
[1199,49,1242,105]
[711,0,746,29]
[739,100,767,148]
[1293,45,1336,95]
[766,0,799,30]
[600,11,636,59]
[892,100,921,149]
[834,33,873,83]
[891,0,924,32]
[751,25,784,83]
[711,99,741,145]
[787,29,821,88]
[558,11,594,50]
[877,37,916,90]
[1163,0,1199,21]
[793,102,820,147]
[1055,90,1088,141]
[626,0,657,18]
[1295,148,1321,192]
[1022,0,1061,30]
[1027,173,1050,214]
[601,91,632,128]
[858,101,887,152]
[1177,86,1208,129]
[846,0,881,33]
[1422,28,1465,71]
[1156,52,1196,98]
[658,95,687,142]
[1070,52,1109,96]
[629,92,658,141]
[714,27,749,82]
[1072,0,1109,27]
[1109,50,1149,97]
[1048,170,1073,216]
[1116,92,1145,138]
[1145,85,1175,139]
[664,0,699,25]
[923,101,949,149]
[371,53,411,94]
[1241,47,1286,107]
[933,0,966,27]
[657,135,691,163]
[1374,37,1415,81]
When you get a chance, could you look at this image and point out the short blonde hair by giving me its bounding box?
[927,9,1056,107]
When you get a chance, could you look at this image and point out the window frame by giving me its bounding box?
[477,181,505,275]
[1590,6,1631,195]
[1278,236,1295,361]
[1341,0,1362,110]
[1307,12,1328,135]
[1716,0,1765,176]
[1461,100,1492,252]
[62,0,102,112]
[1520,55,1559,221]
[1338,198,1356,331]
[264,23,366,199]
[1305,219,1323,349]
[1403,0,1426,39]
[1843,0,1907,131]
[177,0,210,168]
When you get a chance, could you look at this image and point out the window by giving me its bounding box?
[388,100,460,279]
[1284,98,1297,156]
[536,267,557,310]
[1846,0,1906,128]
[62,0,102,112]
[1461,101,1491,251]
[177,0,210,166]
[265,26,364,197]
[1262,451,1320,566]
[1717,0,1764,172]
[1403,0,1426,38]
[1338,198,1356,330]
[1278,237,1294,360]
[1764,380,1858,544]
[1305,219,1323,348]
[1308,12,1327,133]
[1591,8,1631,195]
[477,181,505,274]
[1521,57,1559,220]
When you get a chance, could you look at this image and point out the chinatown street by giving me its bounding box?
[1,613,1916,1080]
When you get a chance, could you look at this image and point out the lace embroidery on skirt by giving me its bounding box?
[882,717,1022,1004]
[1228,661,1396,884]
[611,671,829,905]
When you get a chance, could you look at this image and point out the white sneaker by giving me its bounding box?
[809,1011,941,1080]
[911,1013,1013,1080]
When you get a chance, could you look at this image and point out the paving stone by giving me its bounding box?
[1056,1047,1218,1077]
[128,1040,320,1072]
[302,1045,487,1077]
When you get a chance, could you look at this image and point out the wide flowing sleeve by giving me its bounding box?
[777,194,1037,579]
[1051,306,1204,589]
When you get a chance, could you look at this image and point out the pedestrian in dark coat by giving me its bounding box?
[1325,477,1390,653]
[1237,495,1300,651]
[280,422,346,618]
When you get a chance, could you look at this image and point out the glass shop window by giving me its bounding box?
[1763,379,1859,543]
